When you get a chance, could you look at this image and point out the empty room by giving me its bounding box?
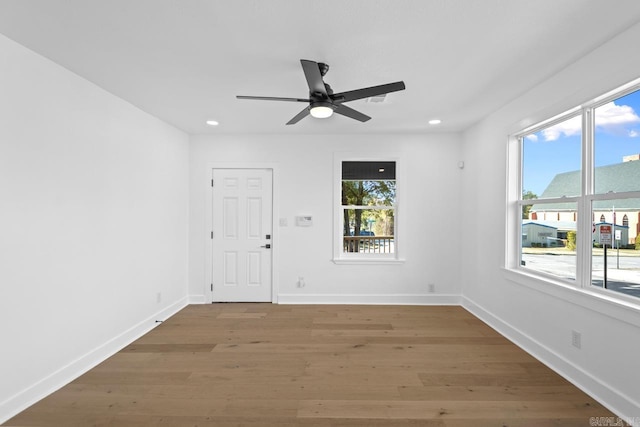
[1,1,640,425]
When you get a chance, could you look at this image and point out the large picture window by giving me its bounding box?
[512,84,640,302]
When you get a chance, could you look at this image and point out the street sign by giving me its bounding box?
[600,225,612,245]
[615,229,621,241]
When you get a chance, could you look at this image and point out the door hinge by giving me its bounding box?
[211,231,214,239]
[211,283,213,292]
[211,179,214,187]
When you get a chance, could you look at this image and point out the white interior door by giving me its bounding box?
[212,169,273,302]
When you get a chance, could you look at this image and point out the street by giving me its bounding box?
[521,251,640,298]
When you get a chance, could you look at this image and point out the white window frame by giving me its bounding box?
[333,153,404,265]
[506,79,640,308]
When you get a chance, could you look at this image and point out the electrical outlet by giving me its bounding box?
[156,292,162,303]
[571,330,581,349]
[428,283,435,293]
[297,277,305,288]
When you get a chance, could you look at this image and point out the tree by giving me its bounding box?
[342,180,395,252]
[566,230,576,251]
[522,190,538,219]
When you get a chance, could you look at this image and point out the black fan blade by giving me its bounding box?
[301,60,327,97]
[237,95,309,102]
[334,104,371,122]
[332,81,405,103]
[286,107,310,125]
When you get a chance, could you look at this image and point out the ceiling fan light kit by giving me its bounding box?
[309,102,334,118]
[237,59,405,125]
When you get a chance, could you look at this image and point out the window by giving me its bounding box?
[334,158,402,263]
[520,113,581,281]
[590,89,640,297]
[511,84,640,302]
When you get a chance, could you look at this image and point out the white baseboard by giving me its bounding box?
[462,297,640,426]
[277,293,461,305]
[0,296,189,425]
[188,294,206,304]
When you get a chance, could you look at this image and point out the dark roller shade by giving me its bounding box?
[342,161,396,180]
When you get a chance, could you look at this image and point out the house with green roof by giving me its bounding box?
[530,158,640,245]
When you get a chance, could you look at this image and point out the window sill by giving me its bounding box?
[332,257,406,265]
[502,267,640,328]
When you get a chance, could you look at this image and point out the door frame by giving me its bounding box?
[205,163,279,303]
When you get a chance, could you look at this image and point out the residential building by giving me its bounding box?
[531,158,640,244]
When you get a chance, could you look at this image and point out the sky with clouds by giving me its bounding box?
[523,89,640,195]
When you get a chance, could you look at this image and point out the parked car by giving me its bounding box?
[350,230,375,236]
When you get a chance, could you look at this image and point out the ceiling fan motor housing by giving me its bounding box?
[310,100,334,108]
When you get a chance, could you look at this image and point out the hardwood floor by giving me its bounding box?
[4,304,619,426]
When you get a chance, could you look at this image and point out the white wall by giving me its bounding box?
[460,22,640,421]
[189,133,463,304]
[0,34,189,421]
[5,12,640,425]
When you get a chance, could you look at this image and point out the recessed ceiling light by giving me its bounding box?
[428,119,441,125]
[378,168,385,173]
[206,120,219,126]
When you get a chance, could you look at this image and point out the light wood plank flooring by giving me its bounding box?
[4,304,619,426]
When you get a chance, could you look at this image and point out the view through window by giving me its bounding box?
[521,113,581,281]
[341,161,396,255]
[518,87,640,300]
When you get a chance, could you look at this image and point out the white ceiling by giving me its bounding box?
[1,1,640,135]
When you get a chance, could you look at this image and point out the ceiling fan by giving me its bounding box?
[236,59,406,125]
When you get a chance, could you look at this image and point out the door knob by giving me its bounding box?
[260,244,271,249]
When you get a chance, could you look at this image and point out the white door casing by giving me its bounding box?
[211,169,273,302]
